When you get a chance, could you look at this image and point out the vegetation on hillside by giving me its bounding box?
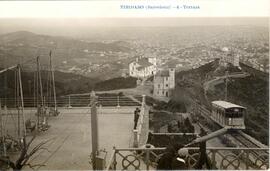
[173,60,269,145]
[0,69,99,97]
[0,69,137,99]
[213,74,269,144]
[93,77,137,91]
[145,96,187,113]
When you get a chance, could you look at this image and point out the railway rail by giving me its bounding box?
[191,100,269,160]
[231,131,269,160]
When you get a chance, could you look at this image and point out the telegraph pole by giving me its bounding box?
[90,91,98,170]
[225,71,228,101]
[17,65,26,137]
[0,100,6,156]
[49,51,57,112]
[37,56,44,106]
[37,56,44,128]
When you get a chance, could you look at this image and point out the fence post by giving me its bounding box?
[146,144,151,170]
[0,100,6,156]
[91,91,99,170]
[133,130,138,147]
[68,95,72,108]
[245,151,249,170]
[113,148,117,170]
[211,149,217,169]
[117,96,120,107]
[142,94,145,107]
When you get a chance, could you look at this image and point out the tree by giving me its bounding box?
[0,135,51,171]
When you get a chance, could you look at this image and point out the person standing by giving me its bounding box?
[171,148,189,170]
[134,107,140,129]
[157,143,185,170]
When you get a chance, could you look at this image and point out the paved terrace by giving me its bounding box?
[4,107,139,170]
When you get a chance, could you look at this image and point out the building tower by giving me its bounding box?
[168,67,175,89]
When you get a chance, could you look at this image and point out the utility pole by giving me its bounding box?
[15,69,21,138]
[49,51,57,113]
[90,91,98,170]
[225,71,228,101]
[0,100,6,156]
[37,56,44,106]
[34,72,36,108]
[37,56,44,128]
[17,65,26,137]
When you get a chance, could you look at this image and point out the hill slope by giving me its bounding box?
[0,68,137,99]
[173,60,269,145]
[0,31,131,78]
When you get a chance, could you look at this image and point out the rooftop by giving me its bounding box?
[212,100,246,109]
[155,70,169,77]
[137,58,153,68]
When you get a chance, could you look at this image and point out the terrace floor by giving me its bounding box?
[7,107,137,170]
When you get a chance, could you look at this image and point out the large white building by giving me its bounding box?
[220,47,240,67]
[129,56,157,78]
[153,67,175,98]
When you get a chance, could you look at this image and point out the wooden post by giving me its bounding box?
[142,94,146,107]
[0,100,6,156]
[145,144,151,170]
[225,71,228,101]
[113,147,117,170]
[37,56,44,106]
[18,65,26,137]
[68,95,72,108]
[18,66,24,136]
[117,95,120,107]
[0,100,2,138]
[133,130,138,148]
[49,51,57,112]
[91,91,98,170]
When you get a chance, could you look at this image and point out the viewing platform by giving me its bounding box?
[2,106,138,170]
[1,95,269,170]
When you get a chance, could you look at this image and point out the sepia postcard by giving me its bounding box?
[0,0,269,170]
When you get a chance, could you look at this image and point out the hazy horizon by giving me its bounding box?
[0,17,268,38]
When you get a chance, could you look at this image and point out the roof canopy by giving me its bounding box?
[211,100,246,109]
[137,58,153,68]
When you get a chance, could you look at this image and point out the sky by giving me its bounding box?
[0,1,268,37]
[0,0,268,18]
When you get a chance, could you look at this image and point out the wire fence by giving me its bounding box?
[0,95,141,108]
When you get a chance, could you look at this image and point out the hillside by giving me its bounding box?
[0,67,138,102]
[173,60,269,145]
[0,31,132,78]
[0,31,130,53]
[0,69,99,97]
[94,77,137,91]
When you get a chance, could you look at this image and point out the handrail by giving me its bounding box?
[0,95,141,108]
[105,149,116,171]
[105,146,269,170]
[113,147,269,151]
[135,105,145,146]
[151,132,199,136]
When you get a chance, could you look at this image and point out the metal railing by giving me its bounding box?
[0,95,141,108]
[105,147,269,170]
[133,95,147,147]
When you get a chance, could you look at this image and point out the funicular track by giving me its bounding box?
[192,100,269,159]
